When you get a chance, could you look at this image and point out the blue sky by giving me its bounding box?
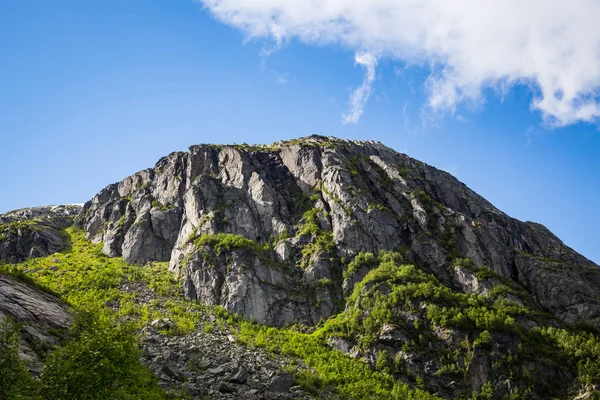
[1,0,599,264]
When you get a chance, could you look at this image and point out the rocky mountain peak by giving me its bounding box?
[74,136,599,328]
[1,136,600,399]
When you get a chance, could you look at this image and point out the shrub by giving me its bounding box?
[0,318,39,400]
[40,310,164,400]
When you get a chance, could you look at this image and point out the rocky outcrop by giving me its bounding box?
[76,136,600,329]
[0,274,71,373]
[141,318,325,399]
[0,205,81,263]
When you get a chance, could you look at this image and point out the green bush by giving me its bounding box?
[40,310,164,400]
[344,252,377,278]
[193,233,261,255]
[0,319,39,400]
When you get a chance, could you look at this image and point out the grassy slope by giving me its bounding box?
[2,228,439,399]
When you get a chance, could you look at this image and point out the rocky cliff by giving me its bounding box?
[76,135,600,329]
[0,205,81,263]
[0,135,591,399]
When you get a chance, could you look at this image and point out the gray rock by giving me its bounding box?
[218,381,239,393]
[0,274,71,373]
[269,372,293,393]
[76,135,600,330]
[229,363,249,384]
[161,363,183,381]
[378,323,409,345]
[0,205,81,263]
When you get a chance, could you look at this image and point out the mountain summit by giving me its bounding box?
[2,135,600,399]
[78,135,600,327]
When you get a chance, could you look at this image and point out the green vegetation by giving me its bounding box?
[325,255,600,397]
[317,182,352,215]
[0,263,58,296]
[0,219,49,242]
[11,228,201,333]
[453,259,532,304]
[346,155,362,177]
[297,208,335,269]
[151,199,176,211]
[343,251,403,279]
[397,164,412,176]
[193,232,263,255]
[188,232,288,273]
[40,311,164,400]
[0,227,207,399]
[1,217,598,398]
[279,136,345,149]
[333,259,536,343]
[229,136,346,153]
[0,219,42,234]
[0,312,166,400]
[0,319,38,399]
[366,203,390,213]
[236,319,439,400]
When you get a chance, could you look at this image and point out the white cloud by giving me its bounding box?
[343,52,377,124]
[200,0,600,126]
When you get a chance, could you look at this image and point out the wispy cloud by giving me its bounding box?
[273,71,289,84]
[342,52,377,124]
[200,0,600,127]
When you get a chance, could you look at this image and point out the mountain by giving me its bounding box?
[77,135,600,328]
[1,135,600,399]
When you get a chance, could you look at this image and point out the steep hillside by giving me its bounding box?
[2,136,600,399]
[2,228,334,399]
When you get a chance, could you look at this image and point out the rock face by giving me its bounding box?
[0,205,81,263]
[0,274,71,373]
[77,136,600,329]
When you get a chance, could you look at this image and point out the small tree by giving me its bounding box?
[0,318,39,399]
[40,310,164,400]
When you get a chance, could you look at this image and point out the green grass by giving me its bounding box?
[0,219,42,232]
[0,219,48,242]
[5,229,203,338]
[10,228,200,333]
[192,232,264,255]
[236,320,439,400]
